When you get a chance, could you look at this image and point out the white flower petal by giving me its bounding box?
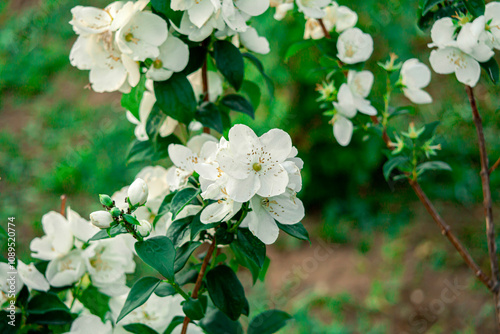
[226,173,261,202]
[17,261,50,292]
[333,116,353,147]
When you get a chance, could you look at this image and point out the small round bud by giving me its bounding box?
[110,207,122,218]
[90,211,114,229]
[128,178,149,206]
[137,220,152,238]
[99,194,113,207]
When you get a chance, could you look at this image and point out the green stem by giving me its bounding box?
[167,280,190,300]
[382,72,392,130]
[229,203,250,233]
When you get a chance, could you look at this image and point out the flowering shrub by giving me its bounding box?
[2,0,500,332]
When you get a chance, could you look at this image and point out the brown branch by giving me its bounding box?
[180,241,217,334]
[409,180,495,291]
[60,195,67,216]
[490,157,500,174]
[317,18,331,39]
[466,85,499,284]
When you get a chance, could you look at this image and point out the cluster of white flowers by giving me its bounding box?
[303,2,357,39]
[428,3,500,87]
[69,0,189,92]
[171,0,271,54]
[27,209,135,296]
[167,124,305,244]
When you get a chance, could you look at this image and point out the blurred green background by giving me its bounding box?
[1,0,500,332]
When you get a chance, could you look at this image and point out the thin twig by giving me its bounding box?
[409,180,495,290]
[318,18,331,39]
[180,241,217,334]
[466,86,500,328]
[490,157,500,174]
[60,195,66,216]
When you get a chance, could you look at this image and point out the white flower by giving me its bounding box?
[271,0,294,20]
[400,59,432,104]
[172,0,218,28]
[146,33,190,81]
[30,211,74,261]
[332,70,376,146]
[126,81,179,140]
[137,220,152,237]
[110,293,203,333]
[221,0,271,32]
[188,69,223,102]
[216,124,292,202]
[67,207,100,243]
[167,134,219,190]
[128,178,149,206]
[46,249,86,287]
[90,211,114,229]
[241,189,305,244]
[484,2,500,50]
[83,238,135,296]
[64,314,112,334]
[296,0,331,19]
[135,165,171,210]
[428,16,494,87]
[116,11,168,61]
[173,11,225,42]
[69,2,146,93]
[337,27,373,64]
[239,27,271,54]
[304,2,357,39]
[17,260,50,292]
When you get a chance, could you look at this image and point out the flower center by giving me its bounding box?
[125,33,134,42]
[153,59,163,69]
[252,163,262,172]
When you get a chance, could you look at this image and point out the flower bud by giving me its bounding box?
[99,194,113,207]
[137,220,152,238]
[90,211,114,229]
[128,178,149,206]
[110,207,122,218]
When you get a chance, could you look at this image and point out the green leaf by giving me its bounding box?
[146,105,167,143]
[213,41,244,91]
[388,106,416,119]
[284,40,315,62]
[383,156,410,180]
[243,53,274,96]
[0,311,21,334]
[418,3,466,29]
[170,187,201,220]
[206,265,248,321]
[241,80,261,110]
[0,225,8,239]
[123,213,140,225]
[196,102,224,133]
[174,241,202,273]
[275,222,310,242]
[464,0,485,17]
[191,212,218,240]
[247,310,293,334]
[154,191,177,225]
[78,285,110,322]
[117,277,162,323]
[154,74,197,124]
[163,316,185,334]
[135,237,176,281]
[123,323,159,334]
[258,257,271,282]
[26,310,75,325]
[481,57,500,84]
[155,270,198,297]
[167,217,192,248]
[418,121,440,144]
[419,0,447,16]
[89,225,128,241]
[121,75,146,120]
[417,161,452,173]
[199,308,244,334]
[126,135,180,164]
[182,296,207,320]
[180,46,208,76]
[234,229,266,267]
[231,243,261,284]
[27,292,69,314]
[220,94,255,119]
[150,0,183,26]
